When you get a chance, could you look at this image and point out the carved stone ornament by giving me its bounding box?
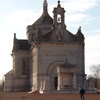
[56,24,64,41]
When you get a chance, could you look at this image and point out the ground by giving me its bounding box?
[0,92,100,100]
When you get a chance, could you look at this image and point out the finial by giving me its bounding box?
[78,26,81,31]
[14,33,17,43]
[58,0,60,4]
[57,0,61,7]
[43,0,48,13]
[43,0,48,6]
[14,33,16,39]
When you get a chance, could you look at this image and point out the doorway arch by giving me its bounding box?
[47,60,65,90]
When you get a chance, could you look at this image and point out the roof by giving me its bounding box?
[60,63,75,68]
[31,13,53,35]
[33,13,53,25]
[17,40,30,50]
[27,0,53,36]
[33,0,53,27]
[13,39,31,51]
[5,70,14,76]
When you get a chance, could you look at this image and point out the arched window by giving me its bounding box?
[22,58,27,75]
[57,14,61,23]
[31,33,33,41]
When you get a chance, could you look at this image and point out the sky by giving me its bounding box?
[0,0,100,80]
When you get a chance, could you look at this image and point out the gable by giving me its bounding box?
[42,25,77,42]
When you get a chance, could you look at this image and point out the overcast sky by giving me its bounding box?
[0,0,100,79]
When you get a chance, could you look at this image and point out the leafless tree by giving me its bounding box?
[0,75,4,92]
[0,80,4,92]
[89,65,100,79]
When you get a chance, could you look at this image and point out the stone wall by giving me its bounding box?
[37,42,85,90]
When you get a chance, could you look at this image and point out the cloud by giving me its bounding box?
[66,13,88,23]
[95,29,100,33]
[85,34,100,74]
[6,10,39,29]
[85,29,100,37]
[5,10,42,39]
[85,35,100,74]
[62,0,100,13]
[62,0,100,26]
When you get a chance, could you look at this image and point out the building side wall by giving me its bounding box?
[12,51,29,92]
[4,74,14,92]
[14,51,29,77]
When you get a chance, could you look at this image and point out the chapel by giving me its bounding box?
[4,0,86,93]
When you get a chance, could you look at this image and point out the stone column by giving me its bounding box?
[57,73,62,90]
[70,73,73,88]
[73,73,76,88]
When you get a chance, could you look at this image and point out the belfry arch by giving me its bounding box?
[57,14,61,23]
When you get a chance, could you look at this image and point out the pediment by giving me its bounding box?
[42,27,77,42]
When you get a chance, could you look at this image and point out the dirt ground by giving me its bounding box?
[83,94,100,100]
[51,94,100,100]
[0,92,100,100]
[33,93,100,100]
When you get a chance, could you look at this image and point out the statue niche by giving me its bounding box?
[56,23,64,41]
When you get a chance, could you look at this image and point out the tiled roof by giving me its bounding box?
[17,40,30,50]
[33,13,53,25]
[32,13,53,35]
[13,39,31,51]
[61,63,75,68]
[5,70,14,76]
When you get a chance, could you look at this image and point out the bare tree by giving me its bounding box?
[89,65,100,79]
[0,80,4,92]
[0,75,4,92]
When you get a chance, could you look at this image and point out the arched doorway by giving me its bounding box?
[54,76,58,90]
[47,60,65,90]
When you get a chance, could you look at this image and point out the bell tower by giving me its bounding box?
[53,0,66,29]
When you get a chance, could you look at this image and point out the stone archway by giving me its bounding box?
[46,60,65,90]
[47,60,65,75]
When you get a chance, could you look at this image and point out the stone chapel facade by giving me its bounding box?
[4,0,86,93]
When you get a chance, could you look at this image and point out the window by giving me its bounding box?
[22,58,27,75]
